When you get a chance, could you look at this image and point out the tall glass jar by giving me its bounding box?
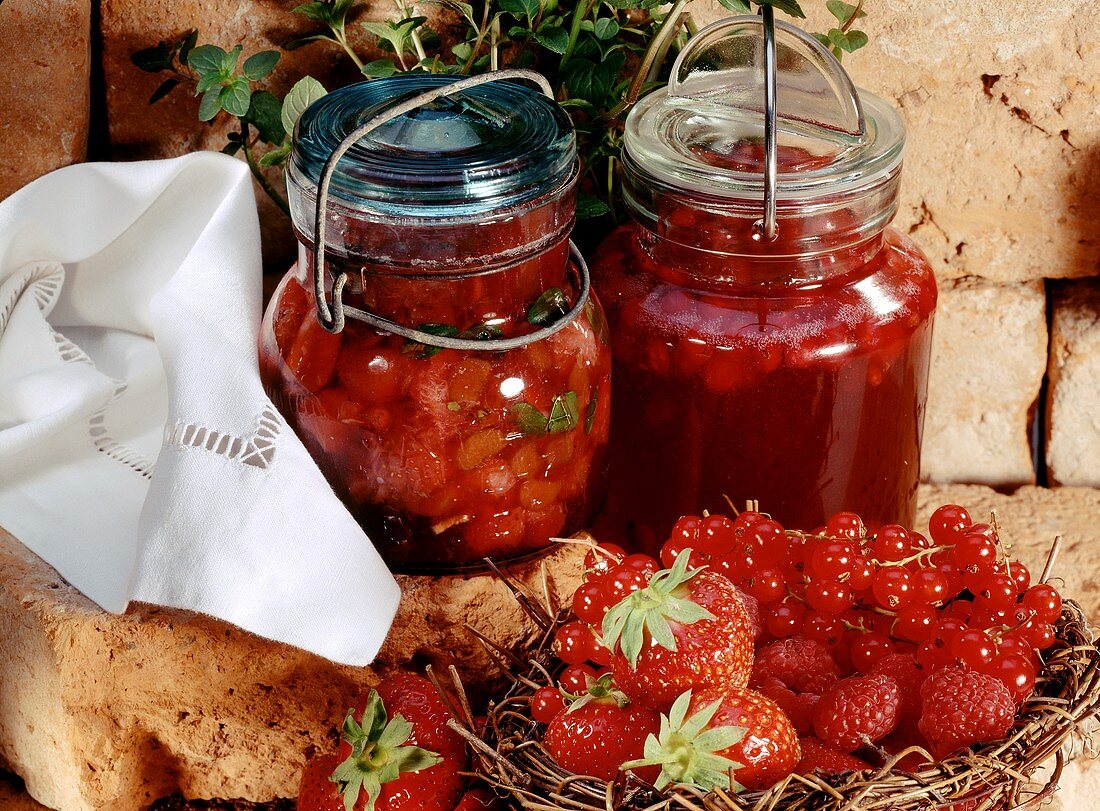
[260,75,611,571]
[591,18,936,552]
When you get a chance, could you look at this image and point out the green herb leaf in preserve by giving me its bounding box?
[547,391,580,433]
[528,288,570,326]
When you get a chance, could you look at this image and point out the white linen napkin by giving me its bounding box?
[0,152,400,666]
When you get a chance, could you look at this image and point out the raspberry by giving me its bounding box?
[871,653,927,724]
[918,667,1015,759]
[756,676,820,735]
[752,636,840,695]
[813,673,900,752]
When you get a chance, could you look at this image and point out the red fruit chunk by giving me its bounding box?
[813,673,900,752]
[543,700,660,783]
[753,636,840,695]
[918,667,1015,759]
[795,737,871,776]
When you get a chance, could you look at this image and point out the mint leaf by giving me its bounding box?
[547,391,580,433]
[576,194,611,219]
[716,0,751,11]
[220,77,252,117]
[534,25,569,54]
[762,0,806,17]
[198,87,222,121]
[362,58,398,78]
[258,144,292,167]
[280,75,327,135]
[499,0,540,21]
[243,50,280,80]
[187,44,227,77]
[402,323,458,359]
[512,402,548,436]
[247,90,286,144]
[845,30,868,51]
[593,17,620,40]
[220,44,244,75]
[826,0,866,23]
[528,287,570,326]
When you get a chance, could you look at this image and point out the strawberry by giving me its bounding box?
[625,688,800,792]
[297,674,467,811]
[795,737,871,776]
[543,674,661,783]
[297,754,345,811]
[602,551,754,710]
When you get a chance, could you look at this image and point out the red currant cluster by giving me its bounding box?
[658,504,1059,705]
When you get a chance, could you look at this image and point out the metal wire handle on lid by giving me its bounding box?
[310,69,591,347]
[666,12,869,243]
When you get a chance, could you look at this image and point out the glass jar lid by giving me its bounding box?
[623,16,904,208]
[289,74,577,220]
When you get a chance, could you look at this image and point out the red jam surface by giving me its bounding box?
[591,217,937,554]
[259,240,611,571]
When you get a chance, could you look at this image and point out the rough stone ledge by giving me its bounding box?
[0,528,583,811]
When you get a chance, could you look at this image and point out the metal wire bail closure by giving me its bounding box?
[310,69,590,349]
[666,13,869,243]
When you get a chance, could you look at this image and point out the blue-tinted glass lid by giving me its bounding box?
[288,74,577,219]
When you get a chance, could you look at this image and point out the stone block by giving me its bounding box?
[0,0,91,199]
[0,528,583,811]
[922,277,1046,486]
[1047,280,1100,486]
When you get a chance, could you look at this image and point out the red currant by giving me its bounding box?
[929,504,972,545]
[952,533,997,574]
[803,612,844,647]
[749,519,787,566]
[949,628,996,669]
[825,511,865,540]
[747,568,786,603]
[572,581,614,625]
[559,663,597,694]
[764,601,806,638]
[895,604,938,642]
[913,568,950,604]
[811,541,857,580]
[850,632,895,674]
[805,580,855,615]
[698,514,737,557]
[554,622,600,665]
[584,543,625,581]
[530,686,567,723]
[621,553,660,577]
[847,556,875,591]
[970,573,1017,609]
[872,524,911,562]
[1022,584,1062,624]
[871,568,913,610]
[982,652,1037,703]
[1008,561,1031,593]
[1026,621,1057,650]
[603,566,650,605]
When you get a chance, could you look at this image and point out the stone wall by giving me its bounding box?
[0,5,1097,482]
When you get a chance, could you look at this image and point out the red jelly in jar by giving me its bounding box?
[259,76,611,571]
[591,18,937,551]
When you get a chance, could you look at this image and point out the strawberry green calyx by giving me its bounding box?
[565,671,630,713]
[330,690,442,811]
[601,549,716,668]
[623,691,746,793]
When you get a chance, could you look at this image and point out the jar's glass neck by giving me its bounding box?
[287,164,578,275]
[622,158,901,287]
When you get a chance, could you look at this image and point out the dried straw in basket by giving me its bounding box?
[442,561,1100,811]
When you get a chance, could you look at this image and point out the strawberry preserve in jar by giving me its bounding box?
[260,74,611,571]
[591,18,936,551]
